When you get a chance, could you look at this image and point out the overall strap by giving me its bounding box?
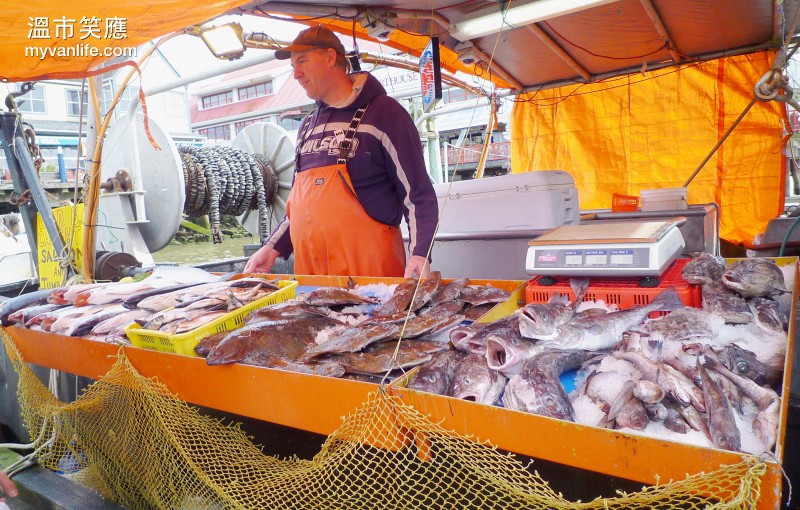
[294,111,316,172]
[336,106,368,165]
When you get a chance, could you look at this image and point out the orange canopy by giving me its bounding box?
[510,51,785,245]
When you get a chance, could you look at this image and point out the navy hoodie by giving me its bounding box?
[267,72,439,261]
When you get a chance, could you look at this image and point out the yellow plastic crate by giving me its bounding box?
[125,280,298,356]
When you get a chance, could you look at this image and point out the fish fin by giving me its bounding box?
[651,286,685,312]
[647,338,664,359]
[569,278,590,306]
[607,380,636,421]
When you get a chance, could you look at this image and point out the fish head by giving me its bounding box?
[681,253,726,285]
[711,432,740,453]
[205,335,251,365]
[722,258,788,298]
[451,356,503,404]
[518,303,568,339]
[533,391,573,421]
[615,401,649,430]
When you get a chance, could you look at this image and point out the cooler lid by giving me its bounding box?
[434,171,576,198]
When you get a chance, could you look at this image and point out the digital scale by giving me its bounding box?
[526,220,686,278]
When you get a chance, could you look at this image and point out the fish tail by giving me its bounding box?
[569,278,590,306]
[650,286,684,312]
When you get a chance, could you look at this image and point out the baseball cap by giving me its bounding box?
[274,25,346,60]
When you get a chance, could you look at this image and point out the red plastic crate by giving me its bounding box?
[525,258,701,317]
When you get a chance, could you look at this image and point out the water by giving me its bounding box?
[152,236,258,266]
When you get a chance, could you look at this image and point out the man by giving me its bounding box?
[243,25,438,278]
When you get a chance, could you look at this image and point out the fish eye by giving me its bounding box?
[736,362,749,373]
[463,377,471,384]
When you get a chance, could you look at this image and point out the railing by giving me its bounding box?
[442,141,510,165]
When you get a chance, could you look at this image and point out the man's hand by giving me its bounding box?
[243,244,280,274]
[404,255,431,278]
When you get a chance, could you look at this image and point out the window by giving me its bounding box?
[234,117,269,134]
[201,91,233,109]
[65,89,88,117]
[163,91,186,117]
[238,81,273,101]
[442,88,480,104]
[15,86,46,114]
[99,80,139,119]
[198,125,231,141]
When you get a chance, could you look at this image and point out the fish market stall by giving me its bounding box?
[0,256,796,508]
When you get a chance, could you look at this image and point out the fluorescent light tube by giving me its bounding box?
[449,0,617,41]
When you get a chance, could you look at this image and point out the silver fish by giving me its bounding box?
[721,258,788,298]
[614,351,704,411]
[696,359,741,452]
[544,287,684,351]
[701,349,779,411]
[409,350,466,396]
[503,349,597,421]
[450,353,507,405]
[681,252,726,285]
[702,282,752,324]
[245,300,331,322]
[6,303,66,325]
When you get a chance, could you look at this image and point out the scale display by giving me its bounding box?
[526,221,686,277]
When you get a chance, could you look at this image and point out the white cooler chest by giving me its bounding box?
[404,171,580,279]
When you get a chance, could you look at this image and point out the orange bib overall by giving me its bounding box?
[286,108,406,277]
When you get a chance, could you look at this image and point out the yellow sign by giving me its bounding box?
[36,204,84,289]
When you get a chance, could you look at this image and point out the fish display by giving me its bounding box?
[3,256,791,458]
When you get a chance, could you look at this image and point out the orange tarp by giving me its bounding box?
[0,0,252,81]
[510,51,785,244]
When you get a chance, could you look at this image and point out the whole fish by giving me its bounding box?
[418,300,464,318]
[194,331,230,357]
[644,307,720,345]
[717,343,782,386]
[373,279,417,316]
[333,339,445,375]
[409,271,442,312]
[302,320,403,359]
[696,359,741,452]
[398,311,461,339]
[747,296,786,333]
[463,303,495,321]
[450,314,519,355]
[303,287,377,307]
[701,349,778,411]
[135,281,234,312]
[409,350,466,396]
[450,353,507,405]
[90,308,151,335]
[26,305,84,328]
[503,349,597,421]
[67,305,130,337]
[0,288,56,326]
[519,278,589,341]
[721,258,788,298]
[46,305,110,333]
[458,285,510,306]
[122,282,207,309]
[485,328,545,376]
[542,287,684,351]
[429,277,469,307]
[49,283,109,305]
[702,282,752,324]
[207,316,339,366]
[6,303,66,325]
[614,351,704,411]
[245,301,330,323]
[681,252,726,285]
[265,357,346,378]
[167,311,228,334]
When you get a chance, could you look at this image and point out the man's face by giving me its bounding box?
[290,48,336,101]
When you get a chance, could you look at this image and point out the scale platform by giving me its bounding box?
[526,220,686,278]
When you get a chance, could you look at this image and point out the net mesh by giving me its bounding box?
[1,330,767,509]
